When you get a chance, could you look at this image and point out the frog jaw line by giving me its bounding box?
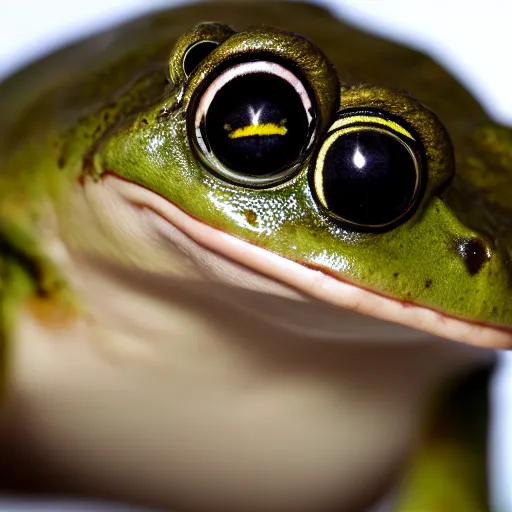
[104,174,512,350]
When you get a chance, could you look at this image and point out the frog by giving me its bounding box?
[0,1,511,511]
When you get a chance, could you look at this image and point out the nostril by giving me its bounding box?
[454,237,491,276]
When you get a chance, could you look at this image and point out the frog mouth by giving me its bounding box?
[97,173,512,349]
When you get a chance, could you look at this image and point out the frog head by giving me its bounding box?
[67,22,511,349]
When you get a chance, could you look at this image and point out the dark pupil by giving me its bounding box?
[204,72,310,177]
[321,130,418,226]
[184,41,219,76]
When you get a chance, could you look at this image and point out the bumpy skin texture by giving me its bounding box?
[0,1,509,510]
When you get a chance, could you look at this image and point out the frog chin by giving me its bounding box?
[86,173,512,349]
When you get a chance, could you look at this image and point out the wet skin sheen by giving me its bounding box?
[0,2,510,512]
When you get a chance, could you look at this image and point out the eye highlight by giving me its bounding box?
[191,60,317,187]
[312,112,424,230]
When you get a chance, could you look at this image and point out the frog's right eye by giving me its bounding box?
[312,110,424,231]
[190,60,318,187]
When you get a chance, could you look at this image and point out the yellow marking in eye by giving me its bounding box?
[228,123,288,139]
[329,115,416,141]
[329,116,416,141]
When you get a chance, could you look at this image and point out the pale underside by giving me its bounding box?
[1,177,493,512]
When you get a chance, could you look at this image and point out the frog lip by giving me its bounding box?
[104,173,512,350]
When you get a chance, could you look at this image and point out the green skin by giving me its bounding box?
[0,1,510,510]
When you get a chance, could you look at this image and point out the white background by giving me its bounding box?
[1,0,511,510]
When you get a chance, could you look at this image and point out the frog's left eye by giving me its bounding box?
[312,111,424,230]
[191,60,317,187]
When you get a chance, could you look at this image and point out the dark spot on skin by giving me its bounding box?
[407,292,412,298]
[425,279,432,288]
[453,238,490,276]
[57,155,66,169]
[492,307,498,314]
[393,272,399,278]
[141,118,149,126]
[244,209,258,226]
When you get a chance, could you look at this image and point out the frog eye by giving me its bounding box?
[183,40,219,77]
[191,60,317,187]
[312,111,424,230]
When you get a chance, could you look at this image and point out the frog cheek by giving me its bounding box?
[423,198,494,276]
[410,196,512,327]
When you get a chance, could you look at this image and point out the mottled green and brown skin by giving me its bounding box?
[0,2,510,511]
